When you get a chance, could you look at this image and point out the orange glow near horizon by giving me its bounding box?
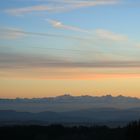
[1,67,140,79]
[0,76,140,98]
[0,68,140,98]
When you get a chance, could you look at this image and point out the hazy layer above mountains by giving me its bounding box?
[0,95,140,112]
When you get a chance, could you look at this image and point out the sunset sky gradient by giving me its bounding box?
[0,0,140,98]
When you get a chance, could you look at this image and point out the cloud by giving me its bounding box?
[47,19,89,33]
[96,29,128,41]
[46,19,128,42]
[63,0,119,8]
[0,52,140,69]
[0,25,131,46]
[5,5,61,16]
[0,28,25,39]
[0,27,88,41]
[5,0,119,16]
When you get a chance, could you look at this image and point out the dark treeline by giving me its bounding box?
[0,121,140,140]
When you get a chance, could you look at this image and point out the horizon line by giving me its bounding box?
[0,94,139,100]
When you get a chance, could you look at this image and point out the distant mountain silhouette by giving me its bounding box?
[0,95,140,112]
[0,107,140,126]
[0,94,140,126]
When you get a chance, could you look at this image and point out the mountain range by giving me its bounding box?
[0,94,140,112]
[0,107,140,127]
[0,95,140,126]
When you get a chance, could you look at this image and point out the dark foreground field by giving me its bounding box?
[0,121,140,140]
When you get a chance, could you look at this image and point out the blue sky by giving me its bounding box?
[0,0,140,74]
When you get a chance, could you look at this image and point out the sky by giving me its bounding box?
[0,0,140,98]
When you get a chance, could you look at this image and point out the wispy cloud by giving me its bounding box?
[62,0,119,8]
[0,25,127,43]
[0,25,129,43]
[96,29,128,41]
[5,0,119,16]
[0,28,25,39]
[0,27,88,41]
[0,52,140,69]
[0,51,140,80]
[46,19,128,42]
[5,5,61,16]
[47,19,89,33]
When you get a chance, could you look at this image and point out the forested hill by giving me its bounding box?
[0,121,140,140]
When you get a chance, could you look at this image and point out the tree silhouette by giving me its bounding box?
[0,121,140,140]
